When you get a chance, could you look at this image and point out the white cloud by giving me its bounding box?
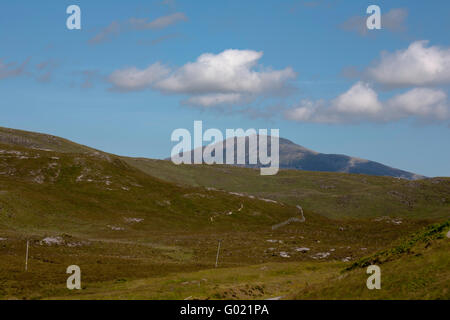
[332,82,382,114]
[386,88,449,120]
[383,8,408,32]
[184,93,245,107]
[108,49,296,106]
[156,50,296,95]
[367,41,450,87]
[108,63,170,92]
[285,82,449,124]
[129,12,187,30]
[340,8,408,36]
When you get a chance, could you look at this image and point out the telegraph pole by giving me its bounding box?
[25,240,29,272]
[215,240,222,268]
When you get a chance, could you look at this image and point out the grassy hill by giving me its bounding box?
[0,126,448,300]
[2,126,449,220]
[290,220,450,299]
[122,157,450,219]
[0,127,98,154]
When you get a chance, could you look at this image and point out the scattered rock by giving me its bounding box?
[0,237,7,241]
[183,193,208,199]
[295,247,310,253]
[124,217,144,224]
[66,242,84,247]
[266,296,283,300]
[447,230,450,239]
[260,198,278,204]
[107,225,125,231]
[40,236,88,247]
[312,252,330,259]
[229,192,246,197]
[279,252,290,258]
[342,257,352,262]
[41,236,64,246]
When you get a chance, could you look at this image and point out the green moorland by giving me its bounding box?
[47,220,449,300]
[0,126,449,299]
[122,157,450,219]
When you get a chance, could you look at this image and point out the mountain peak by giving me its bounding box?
[172,134,424,180]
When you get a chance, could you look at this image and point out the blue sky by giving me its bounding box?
[1,0,449,177]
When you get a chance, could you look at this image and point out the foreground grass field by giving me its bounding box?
[0,127,449,300]
[291,220,450,299]
[2,220,446,300]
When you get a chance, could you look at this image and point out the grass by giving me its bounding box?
[290,220,450,299]
[122,158,450,220]
[0,126,448,300]
[47,261,342,300]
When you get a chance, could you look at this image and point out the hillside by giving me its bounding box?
[0,127,98,154]
[0,126,447,299]
[290,220,450,299]
[122,158,450,219]
[1,127,448,220]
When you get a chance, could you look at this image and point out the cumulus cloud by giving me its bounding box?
[386,88,449,121]
[184,93,245,107]
[332,82,382,114]
[366,40,450,88]
[285,82,449,124]
[108,62,170,92]
[108,49,296,106]
[340,8,408,36]
[129,12,187,30]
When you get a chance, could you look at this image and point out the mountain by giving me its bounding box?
[0,127,422,179]
[172,135,424,180]
[277,137,424,179]
[0,126,448,300]
[3,127,448,222]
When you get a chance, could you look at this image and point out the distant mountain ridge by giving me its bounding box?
[0,127,424,179]
[173,135,425,180]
